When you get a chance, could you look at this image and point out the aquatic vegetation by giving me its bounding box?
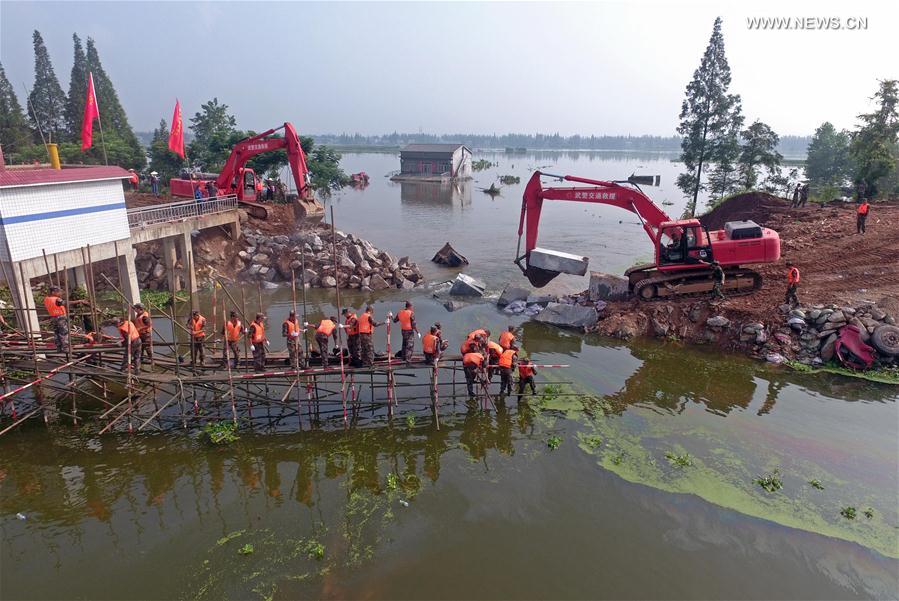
[386,472,399,490]
[808,479,824,490]
[405,415,416,429]
[472,159,495,172]
[238,543,254,555]
[841,506,857,520]
[216,530,245,546]
[546,435,562,450]
[202,421,239,445]
[582,435,603,449]
[499,175,520,184]
[785,359,899,385]
[863,507,874,519]
[611,452,624,465]
[664,451,694,468]
[303,539,325,560]
[755,470,783,493]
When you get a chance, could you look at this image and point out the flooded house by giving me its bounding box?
[392,144,472,182]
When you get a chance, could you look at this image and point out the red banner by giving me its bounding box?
[80,72,100,151]
[168,99,185,158]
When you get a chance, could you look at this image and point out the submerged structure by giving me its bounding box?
[392,144,472,182]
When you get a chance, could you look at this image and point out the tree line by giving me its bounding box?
[677,18,898,214]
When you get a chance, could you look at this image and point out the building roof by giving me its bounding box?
[0,166,132,189]
[400,143,469,155]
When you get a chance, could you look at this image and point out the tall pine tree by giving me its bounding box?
[850,80,899,197]
[28,30,67,143]
[0,62,32,155]
[738,121,782,189]
[676,17,743,216]
[85,37,144,167]
[64,34,88,141]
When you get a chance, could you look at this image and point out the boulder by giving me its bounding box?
[588,272,630,302]
[347,244,365,265]
[369,274,391,291]
[706,315,730,328]
[398,277,415,290]
[526,293,557,305]
[503,300,527,314]
[431,243,469,267]
[151,263,165,279]
[534,302,599,329]
[651,318,670,337]
[252,253,270,265]
[450,273,486,297]
[443,300,466,312]
[820,333,838,361]
[321,275,337,288]
[497,286,530,307]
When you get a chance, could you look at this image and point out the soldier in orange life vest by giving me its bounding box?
[856,199,870,234]
[785,262,800,307]
[517,358,538,397]
[43,285,87,352]
[342,308,360,366]
[486,339,504,380]
[132,303,154,364]
[306,316,339,368]
[117,315,142,374]
[221,311,243,369]
[393,301,418,363]
[499,326,517,350]
[187,309,207,366]
[422,326,440,364]
[248,313,268,372]
[462,346,487,397]
[498,347,518,395]
[128,169,139,191]
[356,306,384,367]
[282,310,303,368]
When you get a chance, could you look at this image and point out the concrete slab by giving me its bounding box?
[534,302,599,329]
[449,273,486,297]
[588,272,630,301]
[528,247,589,276]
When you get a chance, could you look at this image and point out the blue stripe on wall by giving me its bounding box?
[0,202,126,225]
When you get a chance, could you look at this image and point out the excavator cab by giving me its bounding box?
[657,221,713,268]
[240,169,257,201]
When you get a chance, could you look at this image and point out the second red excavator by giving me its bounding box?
[516,172,781,300]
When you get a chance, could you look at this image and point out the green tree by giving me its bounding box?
[805,122,852,189]
[28,30,67,143]
[0,62,32,155]
[85,37,144,167]
[706,118,742,201]
[738,121,782,189]
[64,34,88,141]
[147,119,184,185]
[850,80,899,197]
[188,98,238,172]
[676,17,743,216]
[303,136,351,193]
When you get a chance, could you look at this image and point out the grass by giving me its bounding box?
[202,421,239,445]
[755,469,783,493]
[808,479,825,490]
[140,289,189,308]
[664,451,694,468]
[840,506,857,520]
[546,435,562,450]
[238,543,254,555]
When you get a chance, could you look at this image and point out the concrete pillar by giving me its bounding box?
[162,237,180,292]
[176,230,198,309]
[117,244,141,306]
[229,217,241,241]
[72,266,87,289]
[7,262,41,336]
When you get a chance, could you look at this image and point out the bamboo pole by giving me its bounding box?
[329,207,348,427]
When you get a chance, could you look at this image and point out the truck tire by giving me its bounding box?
[871,324,899,356]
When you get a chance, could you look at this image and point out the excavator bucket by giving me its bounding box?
[524,264,561,288]
[524,247,590,287]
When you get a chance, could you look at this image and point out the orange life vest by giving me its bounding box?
[487,341,503,359]
[857,202,869,215]
[344,313,358,336]
[129,172,139,185]
[119,321,139,342]
[787,267,800,285]
[460,338,478,355]
[191,315,206,339]
[357,313,373,334]
[518,364,535,378]
[397,309,414,331]
[249,321,266,344]
[134,310,152,335]
[499,348,517,369]
[316,319,336,336]
[422,333,437,354]
[43,295,66,317]
[225,319,242,342]
[467,329,487,341]
[283,318,300,337]
[499,331,516,349]
[462,352,484,367]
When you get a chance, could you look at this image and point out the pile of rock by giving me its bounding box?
[776,301,898,364]
[134,252,169,290]
[237,226,424,291]
[497,285,604,329]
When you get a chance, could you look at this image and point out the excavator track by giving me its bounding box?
[631,268,762,301]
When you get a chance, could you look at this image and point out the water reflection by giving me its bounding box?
[399,180,471,206]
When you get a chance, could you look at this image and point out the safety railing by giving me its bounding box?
[127,195,238,229]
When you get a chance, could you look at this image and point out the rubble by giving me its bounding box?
[449,273,487,297]
[497,285,529,307]
[431,242,469,267]
[588,272,629,302]
[535,302,600,329]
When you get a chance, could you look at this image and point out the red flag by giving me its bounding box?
[168,99,185,158]
[81,72,100,151]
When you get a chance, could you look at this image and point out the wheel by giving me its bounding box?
[871,324,899,356]
[638,284,657,300]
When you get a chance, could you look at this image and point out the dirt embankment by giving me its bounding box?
[585,193,899,363]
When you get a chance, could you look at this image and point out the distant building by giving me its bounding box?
[398,144,472,180]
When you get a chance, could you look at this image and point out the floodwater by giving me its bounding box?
[1,152,897,600]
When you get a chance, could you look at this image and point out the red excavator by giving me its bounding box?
[516,172,781,300]
[169,122,323,220]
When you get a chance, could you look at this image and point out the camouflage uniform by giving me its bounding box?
[401,330,415,362]
[360,334,374,367]
[347,333,360,366]
[316,333,331,368]
[712,264,726,300]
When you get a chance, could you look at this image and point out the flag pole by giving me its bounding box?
[95,111,109,166]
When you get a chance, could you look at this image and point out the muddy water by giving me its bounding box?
[1,153,897,599]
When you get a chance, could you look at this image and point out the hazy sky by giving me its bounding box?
[1,1,895,136]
